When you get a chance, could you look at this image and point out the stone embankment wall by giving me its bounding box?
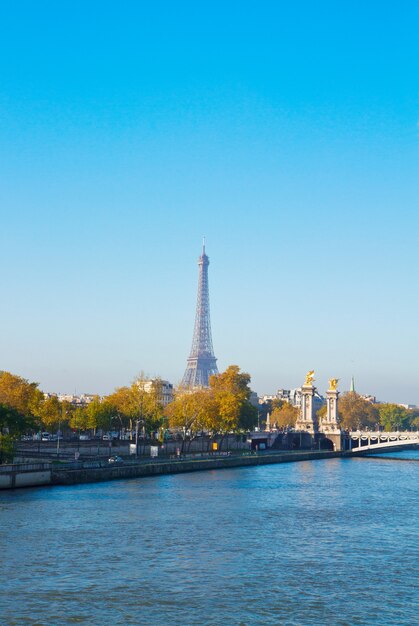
[0,463,51,489]
[52,451,341,486]
[2,450,342,490]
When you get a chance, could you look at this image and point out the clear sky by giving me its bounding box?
[0,1,418,404]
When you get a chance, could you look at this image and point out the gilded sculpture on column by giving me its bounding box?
[304,370,315,385]
[328,378,339,391]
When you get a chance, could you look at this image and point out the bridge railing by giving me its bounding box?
[347,431,419,452]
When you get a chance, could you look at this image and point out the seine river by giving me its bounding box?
[1,451,417,625]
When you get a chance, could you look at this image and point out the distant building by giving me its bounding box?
[277,389,291,403]
[360,394,376,404]
[43,392,57,400]
[278,387,325,412]
[260,395,277,404]
[140,379,174,406]
[46,393,97,406]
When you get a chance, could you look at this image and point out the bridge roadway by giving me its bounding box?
[348,430,419,453]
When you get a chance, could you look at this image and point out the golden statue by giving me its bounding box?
[329,378,339,390]
[304,370,315,385]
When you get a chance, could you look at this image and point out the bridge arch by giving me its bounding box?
[319,437,334,451]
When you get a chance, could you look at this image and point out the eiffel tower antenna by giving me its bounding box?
[181,243,218,388]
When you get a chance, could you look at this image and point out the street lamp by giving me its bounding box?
[135,397,144,458]
[57,403,66,458]
[135,418,139,458]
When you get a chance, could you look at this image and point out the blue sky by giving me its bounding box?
[0,1,418,403]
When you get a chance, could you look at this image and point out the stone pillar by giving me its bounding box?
[319,382,342,451]
[295,384,317,434]
[326,388,339,427]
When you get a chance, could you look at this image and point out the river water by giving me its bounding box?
[1,451,418,625]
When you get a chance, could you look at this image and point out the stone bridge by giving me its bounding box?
[347,431,419,453]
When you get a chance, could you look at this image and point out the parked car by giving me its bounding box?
[41,432,50,441]
[108,455,124,464]
[79,434,90,441]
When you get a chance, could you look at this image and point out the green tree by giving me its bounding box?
[84,396,115,432]
[0,403,34,436]
[238,400,258,431]
[0,403,35,464]
[0,434,15,463]
[378,404,409,431]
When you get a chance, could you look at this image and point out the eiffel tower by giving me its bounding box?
[181,242,218,388]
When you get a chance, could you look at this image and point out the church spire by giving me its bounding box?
[350,376,355,393]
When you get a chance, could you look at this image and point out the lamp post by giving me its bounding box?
[57,403,66,458]
[135,417,139,458]
[136,397,144,458]
[56,418,61,458]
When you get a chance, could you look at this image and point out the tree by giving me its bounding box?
[270,403,299,429]
[85,396,115,432]
[338,392,378,430]
[0,403,34,436]
[165,366,257,451]
[0,434,15,463]
[69,407,88,432]
[0,371,43,419]
[105,375,165,437]
[105,386,133,430]
[133,376,165,434]
[238,400,259,431]
[271,398,285,411]
[165,388,214,451]
[0,402,35,464]
[377,404,409,432]
[208,365,258,435]
[39,396,61,430]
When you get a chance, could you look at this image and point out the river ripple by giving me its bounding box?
[0,453,418,625]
